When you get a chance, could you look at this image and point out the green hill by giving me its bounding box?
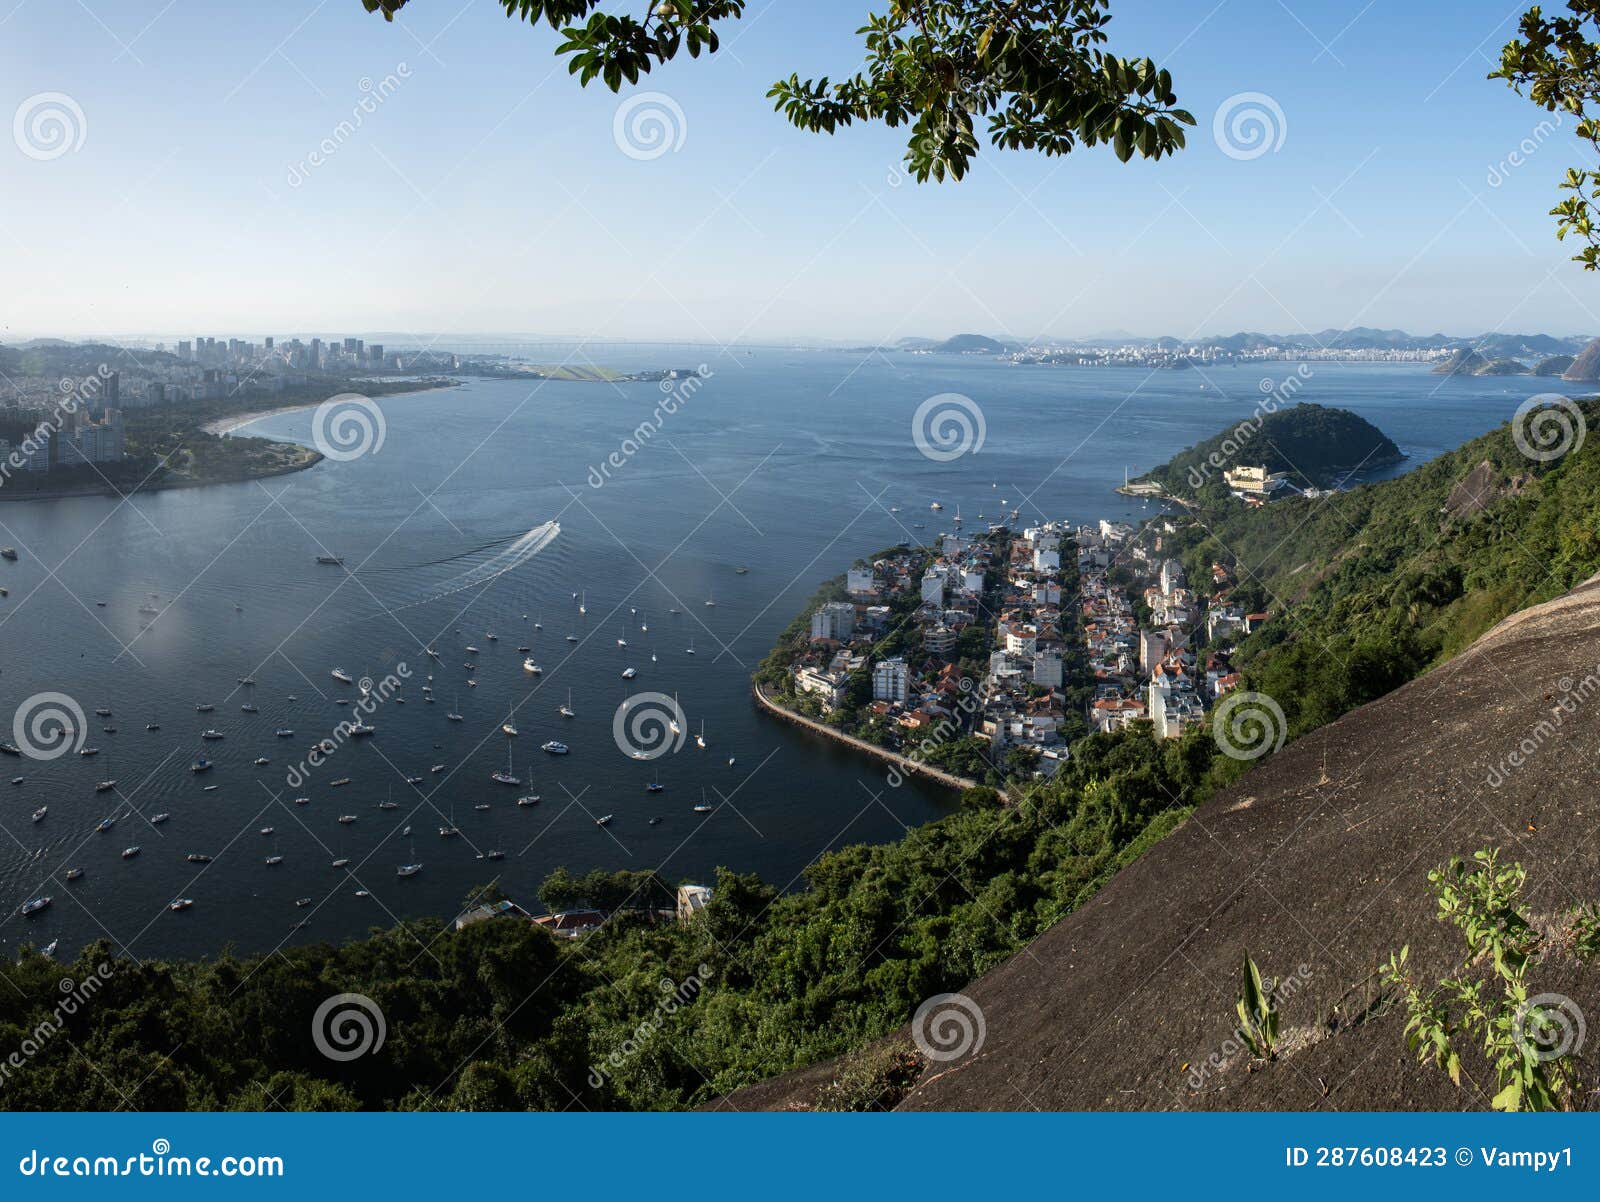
[1135,402,1403,495]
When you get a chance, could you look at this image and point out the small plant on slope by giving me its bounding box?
[1383,849,1582,1112]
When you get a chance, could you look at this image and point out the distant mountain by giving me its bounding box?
[933,334,1012,354]
[1564,338,1600,381]
[1431,348,1530,377]
[1535,354,1575,376]
[1031,328,1592,354]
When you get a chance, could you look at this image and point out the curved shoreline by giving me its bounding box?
[752,682,1002,800]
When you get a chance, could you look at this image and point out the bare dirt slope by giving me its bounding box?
[725,573,1600,1111]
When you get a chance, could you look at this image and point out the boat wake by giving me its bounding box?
[357,520,561,617]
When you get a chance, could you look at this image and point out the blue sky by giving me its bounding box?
[1,0,1595,343]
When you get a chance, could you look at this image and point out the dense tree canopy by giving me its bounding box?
[361,1,1191,181]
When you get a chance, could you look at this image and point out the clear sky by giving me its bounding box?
[1,0,1595,344]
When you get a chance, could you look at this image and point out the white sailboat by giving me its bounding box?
[695,719,706,750]
[559,689,575,719]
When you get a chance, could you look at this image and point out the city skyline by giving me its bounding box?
[3,0,1598,341]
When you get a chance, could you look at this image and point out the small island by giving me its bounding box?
[1127,403,1404,504]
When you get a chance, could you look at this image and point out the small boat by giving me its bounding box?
[696,719,707,749]
[330,668,353,684]
[331,778,351,787]
[237,676,255,686]
[332,858,351,868]
[617,633,628,647]
[425,647,439,658]
[0,743,19,756]
[121,846,140,859]
[541,741,569,755]
[294,897,312,908]
[736,566,748,575]
[195,704,214,713]
[705,594,716,607]
[355,889,370,897]
[486,632,498,642]
[151,812,170,825]
[431,764,445,773]
[501,714,519,736]
[316,555,343,565]
[203,784,218,792]
[79,747,99,757]
[169,898,193,911]
[42,939,58,957]
[96,817,116,833]
[10,776,22,785]
[201,729,224,740]
[397,863,421,878]
[472,803,491,812]
[483,849,505,861]
[516,645,530,653]
[65,867,83,881]
[240,703,258,714]
[566,634,578,642]
[0,547,16,561]
[347,722,375,737]
[337,814,357,825]
[31,806,46,822]
[648,816,662,826]
[595,814,613,827]
[465,645,479,655]
[522,658,542,674]
[404,775,423,785]
[438,823,459,838]
[20,896,51,916]
[578,592,587,615]
[259,826,275,836]
[622,667,637,679]
[492,743,521,786]
[190,758,212,773]
[516,795,540,807]
[95,706,112,717]
[293,796,309,805]
[253,757,269,766]
[559,689,575,718]
[646,779,664,793]
[146,723,160,732]
[930,501,943,510]
[693,789,713,814]
[685,638,695,656]
[101,726,117,734]
[377,800,398,811]
[276,728,294,738]
[185,854,212,864]
[264,854,284,865]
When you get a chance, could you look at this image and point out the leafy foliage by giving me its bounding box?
[1382,851,1581,1112]
[1495,2,1600,268]
[362,1,1191,181]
